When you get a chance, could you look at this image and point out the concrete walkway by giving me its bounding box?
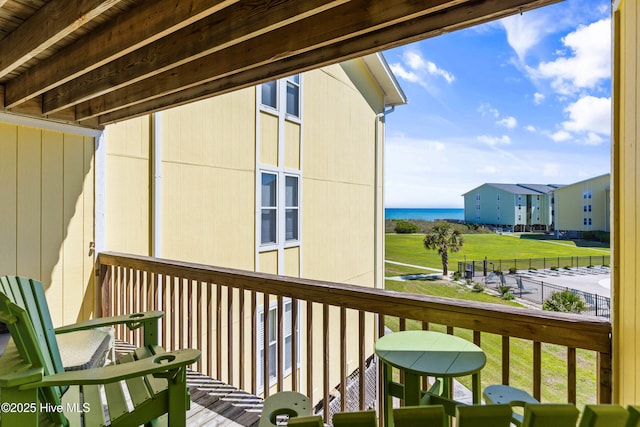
[385,260,442,273]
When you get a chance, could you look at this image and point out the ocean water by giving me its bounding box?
[385,208,464,221]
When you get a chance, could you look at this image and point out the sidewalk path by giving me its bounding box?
[385,260,442,272]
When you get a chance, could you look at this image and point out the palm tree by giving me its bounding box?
[423,222,464,276]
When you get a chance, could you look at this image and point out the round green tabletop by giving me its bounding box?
[375,330,486,377]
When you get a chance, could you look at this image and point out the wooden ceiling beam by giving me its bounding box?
[80,0,559,124]
[3,0,239,108]
[75,0,466,120]
[0,0,123,79]
[42,0,350,114]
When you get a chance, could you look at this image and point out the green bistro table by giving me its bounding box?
[375,330,486,427]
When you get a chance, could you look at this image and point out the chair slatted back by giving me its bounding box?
[0,292,66,413]
[0,277,66,405]
[0,276,64,375]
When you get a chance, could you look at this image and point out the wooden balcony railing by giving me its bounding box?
[96,252,612,423]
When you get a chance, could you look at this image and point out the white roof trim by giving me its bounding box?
[0,111,103,137]
[362,53,407,107]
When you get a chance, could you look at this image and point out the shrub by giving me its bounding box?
[563,265,572,270]
[543,290,585,314]
[472,282,485,293]
[501,291,515,301]
[497,284,511,298]
[550,266,558,271]
[529,267,537,271]
[394,220,419,234]
[452,271,462,281]
[508,267,517,274]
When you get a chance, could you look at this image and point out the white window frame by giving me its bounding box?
[260,171,279,247]
[284,174,300,244]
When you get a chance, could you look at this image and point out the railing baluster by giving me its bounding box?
[277,296,283,392]
[306,300,313,401]
[359,311,365,410]
[568,347,577,403]
[251,290,257,395]
[340,307,346,412]
[217,285,222,380]
[291,298,298,392]
[399,318,406,331]
[323,304,329,425]
[239,287,245,391]
[263,292,270,397]
[161,274,167,349]
[179,277,184,351]
[169,276,176,351]
[228,286,234,386]
[187,279,193,353]
[502,336,510,385]
[197,280,203,373]
[533,341,542,400]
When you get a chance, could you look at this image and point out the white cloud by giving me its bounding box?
[550,130,572,142]
[500,13,549,61]
[525,125,537,132]
[534,92,545,105]
[561,95,611,136]
[497,116,517,129]
[478,103,500,118]
[530,18,611,95]
[477,135,511,146]
[390,49,455,93]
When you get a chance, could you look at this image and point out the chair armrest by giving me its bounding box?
[0,366,44,388]
[54,311,164,334]
[19,348,201,389]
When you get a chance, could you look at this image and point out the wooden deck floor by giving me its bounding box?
[115,341,263,426]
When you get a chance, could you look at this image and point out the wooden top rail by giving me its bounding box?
[97,252,612,354]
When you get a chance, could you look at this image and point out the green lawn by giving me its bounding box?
[385,233,610,274]
[384,279,598,407]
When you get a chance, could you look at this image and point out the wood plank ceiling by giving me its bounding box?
[0,0,561,129]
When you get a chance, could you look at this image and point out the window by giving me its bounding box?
[286,75,300,117]
[285,176,299,241]
[583,191,592,199]
[261,81,277,109]
[497,194,500,201]
[261,173,277,244]
[584,204,592,212]
[257,300,296,391]
[583,218,592,226]
[260,75,300,117]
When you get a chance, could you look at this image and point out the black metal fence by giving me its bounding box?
[481,272,610,319]
[458,255,610,277]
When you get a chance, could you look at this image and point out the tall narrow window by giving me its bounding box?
[257,300,295,391]
[261,81,277,109]
[286,75,300,117]
[261,173,277,244]
[285,176,299,241]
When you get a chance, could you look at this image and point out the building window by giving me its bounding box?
[583,204,592,212]
[258,299,296,391]
[260,75,300,117]
[583,191,592,199]
[497,194,500,201]
[518,215,522,221]
[261,81,277,109]
[285,176,299,241]
[261,173,277,244]
[286,75,300,117]
[583,218,592,226]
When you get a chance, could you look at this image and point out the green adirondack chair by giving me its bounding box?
[0,277,201,426]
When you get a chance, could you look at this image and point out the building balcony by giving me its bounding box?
[96,252,612,426]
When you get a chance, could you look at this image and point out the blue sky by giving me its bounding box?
[383,0,611,208]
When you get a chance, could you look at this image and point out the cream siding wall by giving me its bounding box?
[0,123,95,326]
[105,116,151,255]
[159,91,256,270]
[613,0,640,405]
[301,63,382,401]
[554,175,610,232]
